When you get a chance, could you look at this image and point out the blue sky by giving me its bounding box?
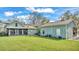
[0,7,79,22]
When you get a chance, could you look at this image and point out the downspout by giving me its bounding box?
[66,24,67,40]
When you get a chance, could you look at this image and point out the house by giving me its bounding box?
[0,18,77,39]
[0,20,37,36]
[40,19,77,39]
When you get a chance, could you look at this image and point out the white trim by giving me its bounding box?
[8,29,11,36]
[22,29,24,35]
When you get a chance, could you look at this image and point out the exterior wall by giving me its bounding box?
[6,22,24,35]
[0,27,5,32]
[28,29,37,35]
[0,23,6,33]
[6,22,37,36]
[40,25,66,38]
[66,22,76,39]
[40,21,76,39]
[6,22,23,28]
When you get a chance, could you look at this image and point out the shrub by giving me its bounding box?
[0,32,8,36]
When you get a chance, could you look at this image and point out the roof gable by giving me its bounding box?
[6,20,25,28]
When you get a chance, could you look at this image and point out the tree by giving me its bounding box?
[41,17,49,24]
[29,12,49,25]
[61,11,72,20]
[61,10,79,28]
[72,11,79,27]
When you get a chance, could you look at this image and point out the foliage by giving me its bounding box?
[0,32,8,36]
[62,11,72,20]
[61,10,79,27]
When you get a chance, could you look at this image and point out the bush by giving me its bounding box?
[46,35,52,37]
[0,32,8,36]
[44,35,52,37]
[35,33,40,36]
[58,36,62,39]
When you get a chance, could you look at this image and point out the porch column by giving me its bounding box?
[16,29,19,35]
[22,29,24,35]
[14,29,16,35]
[15,29,17,35]
[8,29,11,36]
[17,29,19,35]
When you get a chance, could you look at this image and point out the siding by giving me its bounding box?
[40,25,66,38]
[6,22,23,28]
[28,29,37,35]
[40,21,76,39]
[0,23,6,32]
[66,21,76,39]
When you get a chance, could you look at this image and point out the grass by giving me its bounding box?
[0,35,79,51]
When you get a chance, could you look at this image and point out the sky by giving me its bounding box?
[0,7,79,22]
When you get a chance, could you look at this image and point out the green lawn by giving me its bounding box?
[0,36,79,51]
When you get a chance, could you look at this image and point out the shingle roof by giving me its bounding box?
[41,19,74,27]
[23,25,37,29]
[6,25,37,29]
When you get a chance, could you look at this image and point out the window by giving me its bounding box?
[15,23,18,27]
[42,30,45,34]
[56,28,60,36]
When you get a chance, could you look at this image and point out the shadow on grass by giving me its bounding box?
[0,35,66,40]
[34,35,66,40]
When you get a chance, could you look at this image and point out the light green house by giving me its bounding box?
[0,19,77,39]
[0,20,37,36]
[40,19,77,39]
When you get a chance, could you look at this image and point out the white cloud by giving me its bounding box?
[50,20,55,22]
[57,8,79,15]
[26,7,36,12]
[4,11,22,16]
[26,7,55,13]
[4,11,14,16]
[65,8,79,13]
[17,15,31,19]
[36,8,54,13]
